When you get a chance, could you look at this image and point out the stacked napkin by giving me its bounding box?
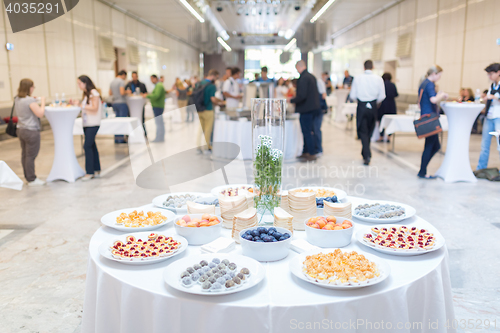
[231,208,258,243]
[288,191,316,231]
[323,201,352,219]
[186,201,216,215]
[273,207,293,234]
[219,196,248,229]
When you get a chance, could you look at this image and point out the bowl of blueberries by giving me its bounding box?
[239,226,292,262]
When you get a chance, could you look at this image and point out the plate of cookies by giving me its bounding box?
[101,208,176,232]
[98,232,188,265]
[356,224,445,256]
[163,254,265,296]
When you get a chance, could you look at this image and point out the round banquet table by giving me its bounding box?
[126,95,146,119]
[435,103,484,183]
[44,106,85,182]
[212,117,303,160]
[82,197,456,333]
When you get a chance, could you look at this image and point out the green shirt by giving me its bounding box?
[203,80,216,111]
[147,82,166,108]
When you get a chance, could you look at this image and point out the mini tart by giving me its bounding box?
[148,233,158,240]
[399,226,408,233]
[126,235,136,242]
[371,227,380,234]
[363,234,373,241]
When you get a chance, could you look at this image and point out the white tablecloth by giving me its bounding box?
[334,89,350,122]
[341,103,357,117]
[45,107,85,182]
[212,118,303,160]
[380,114,449,135]
[126,96,146,119]
[436,103,484,182]
[73,117,144,143]
[0,161,23,190]
[82,197,455,333]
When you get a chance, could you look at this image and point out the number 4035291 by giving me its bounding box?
[5,2,60,14]
[446,319,497,329]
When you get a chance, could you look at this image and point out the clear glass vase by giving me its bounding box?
[251,98,286,224]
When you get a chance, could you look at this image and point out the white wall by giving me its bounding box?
[0,0,199,108]
[320,0,500,97]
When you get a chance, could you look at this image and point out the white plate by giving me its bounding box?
[289,249,391,289]
[355,224,445,256]
[352,200,416,223]
[98,232,188,265]
[163,253,265,296]
[210,184,254,197]
[152,192,209,213]
[101,208,176,232]
[288,186,348,202]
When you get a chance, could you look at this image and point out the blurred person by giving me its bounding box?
[147,75,166,142]
[223,67,242,109]
[109,70,128,143]
[349,60,386,165]
[257,66,273,83]
[253,73,260,82]
[15,79,46,186]
[417,65,448,179]
[77,75,102,181]
[125,71,148,134]
[275,78,289,99]
[377,73,399,142]
[289,60,321,162]
[160,75,165,84]
[323,72,333,95]
[222,68,232,83]
[287,79,297,98]
[316,74,328,156]
[174,78,191,121]
[197,69,223,153]
[342,70,354,88]
[461,88,474,102]
[476,89,489,134]
[477,63,500,171]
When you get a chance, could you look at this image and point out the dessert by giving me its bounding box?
[162,194,201,209]
[305,216,353,230]
[240,227,291,242]
[220,186,254,197]
[362,225,436,251]
[354,203,405,219]
[302,249,380,285]
[175,214,221,228]
[115,210,167,228]
[109,233,180,260]
[179,257,251,292]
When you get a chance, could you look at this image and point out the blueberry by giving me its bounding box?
[268,227,277,233]
[251,230,260,237]
[253,236,260,241]
[279,236,287,241]
[268,230,275,236]
[272,238,277,242]
[283,233,291,239]
[273,232,283,239]
[332,195,338,202]
[256,239,264,242]
[257,227,267,234]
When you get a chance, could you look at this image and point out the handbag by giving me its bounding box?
[6,99,17,137]
[413,81,442,139]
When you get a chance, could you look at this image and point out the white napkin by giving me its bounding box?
[0,161,23,191]
[201,237,236,253]
[290,239,320,253]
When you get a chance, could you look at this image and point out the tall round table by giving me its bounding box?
[82,197,455,333]
[435,103,484,182]
[44,106,85,182]
[126,96,146,119]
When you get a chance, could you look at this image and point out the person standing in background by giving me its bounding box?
[275,78,289,99]
[223,67,243,109]
[349,60,386,165]
[257,66,273,83]
[147,75,166,142]
[78,75,102,181]
[197,69,223,154]
[160,76,165,84]
[477,63,500,171]
[109,70,128,143]
[125,71,148,134]
[377,73,399,143]
[289,60,321,162]
[417,65,448,179]
[15,79,46,186]
[315,76,327,156]
[322,72,333,95]
[342,70,354,88]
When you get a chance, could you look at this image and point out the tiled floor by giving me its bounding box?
[0,116,499,333]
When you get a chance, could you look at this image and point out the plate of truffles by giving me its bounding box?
[352,200,416,223]
[163,254,266,295]
[152,192,208,213]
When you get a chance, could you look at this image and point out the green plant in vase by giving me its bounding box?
[253,135,283,222]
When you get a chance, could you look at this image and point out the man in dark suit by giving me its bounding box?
[289,60,321,162]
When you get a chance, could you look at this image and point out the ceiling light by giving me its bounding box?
[284,29,294,39]
[278,30,285,37]
[220,30,230,40]
[310,0,336,23]
[179,0,205,23]
[217,37,232,52]
[284,38,296,51]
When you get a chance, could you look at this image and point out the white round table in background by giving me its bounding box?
[435,103,484,183]
[82,197,456,333]
[44,106,85,182]
[126,95,146,119]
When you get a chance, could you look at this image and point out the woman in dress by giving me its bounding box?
[15,79,46,186]
[77,75,102,181]
[417,66,449,179]
[377,73,398,142]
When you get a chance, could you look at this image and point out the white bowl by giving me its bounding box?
[239,226,292,262]
[304,216,354,248]
[173,214,222,245]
